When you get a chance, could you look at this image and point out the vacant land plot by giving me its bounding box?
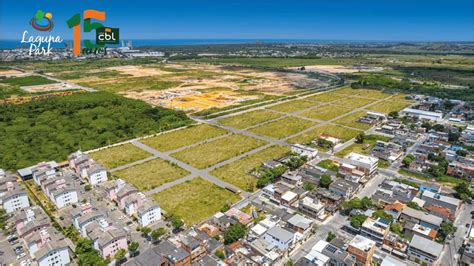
[114,158,190,191]
[336,88,390,99]
[218,109,282,129]
[171,134,266,169]
[90,143,151,169]
[0,75,56,86]
[335,135,391,158]
[317,159,339,172]
[267,99,318,113]
[152,177,240,224]
[249,117,315,139]
[141,124,228,152]
[334,111,372,130]
[288,124,361,145]
[333,97,374,109]
[300,105,352,121]
[305,92,346,103]
[366,100,412,114]
[210,145,290,192]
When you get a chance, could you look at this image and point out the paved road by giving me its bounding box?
[440,202,474,265]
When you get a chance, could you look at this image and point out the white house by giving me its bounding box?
[36,241,71,266]
[49,187,78,209]
[291,144,318,159]
[1,187,30,213]
[137,202,162,227]
[84,164,108,185]
[263,226,295,250]
[343,152,379,177]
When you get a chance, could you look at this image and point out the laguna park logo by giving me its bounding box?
[21,10,63,55]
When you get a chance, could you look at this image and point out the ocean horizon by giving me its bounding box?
[1,38,469,49]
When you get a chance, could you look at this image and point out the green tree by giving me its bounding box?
[303,182,316,191]
[326,231,336,242]
[319,175,332,188]
[75,238,107,266]
[114,249,126,261]
[372,210,393,222]
[388,111,399,119]
[140,227,151,236]
[214,250,225,260]
[128,242,139,255]
[402,154,415,168]
[407,201,421,210]
[390,222,403,235]
[151,228,167,241]
[171,216,184,231]
[437,221,457,243]
[224,223,247,244]
[355,132,365,144]
[454,182,472,200]
[351,214,368,229]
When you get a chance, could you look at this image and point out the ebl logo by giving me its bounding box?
[66,10,119,55]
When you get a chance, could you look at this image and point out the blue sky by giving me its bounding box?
[1,0,473,41]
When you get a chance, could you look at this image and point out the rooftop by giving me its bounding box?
[349,235,376,252]
[409,235,443,257]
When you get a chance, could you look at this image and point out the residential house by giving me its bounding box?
[447,160,474,179]
[298,196,326,220]
[347,235,376,266]
[17,161,58,181]
[124,247,167,266]
[343,152,379,177]
[1,187,30,213]
[407,235,443,265]
[361,217,390,245]
[339,163,366,183]
[291,144,318,159]
[329,178,359,198]
[399,207,443,230]
[405,223,437,241]
[86,219,128,259]
[24,227,71,266]
[421,190,461,216]
[383,202,406,220]
[371,141,404,162]
[286,214,312,235]
[155,240,191,266]
[262,226,295,251]
[425,205,454,222]
[137,201,162,227]
[301,240,331,265]
[225,208,252,225]
[319,240,356,266]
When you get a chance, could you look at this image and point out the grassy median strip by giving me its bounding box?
[113,158,190,191]
[300,104,352,121]
[267,99,318,113]
[366,100,412,114]
[152,177,241,225]
[171,134,266,169]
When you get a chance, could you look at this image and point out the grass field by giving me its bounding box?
[90,143,151,169]
[366,100,412,114]
[249,116,315,139]
[171,134,266,169]
[305,91,347,103]
[184,57,360,68]
[267,99,318,113]
[336,88,391,99]
[0,75,56,86]
[114,158,190,191]
[210,145,290,192]
[141,124,228,152]
[334,111,373,130]
[317,159,339,172]
[79,77,182,93]
[218,109,283,129]
[152,177,241,225]
[335,135,391,158]
[288,124,361,145]
[300,104,352,121]
[333,97,374,109]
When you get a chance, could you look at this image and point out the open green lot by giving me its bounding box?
[334,111,373,130]
[366,100,412,114]
[267,99,318,113]
[141,124,228,152]
[79,77,182,93]
[335,135,391,158]
[333,97,374,109]
[114,158,190,191]
[317,159,339,172]
[336,88,391,99]
[171,134,266,169]
[218,109,283,129]
[210,145,290,192]
[288,124,361,145]
[152,177,241,225]
[90,143,152,169]
[305,91,346,103]
[300,105,352,121]
[0,75,56,86]
[249,116,315,139]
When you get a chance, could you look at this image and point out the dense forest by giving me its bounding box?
[0,92,191,170]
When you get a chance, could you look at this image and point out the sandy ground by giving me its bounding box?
[0,69,27,77]
[288,65,383,74]
[21,83,75,93]
[106,65,171,77]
